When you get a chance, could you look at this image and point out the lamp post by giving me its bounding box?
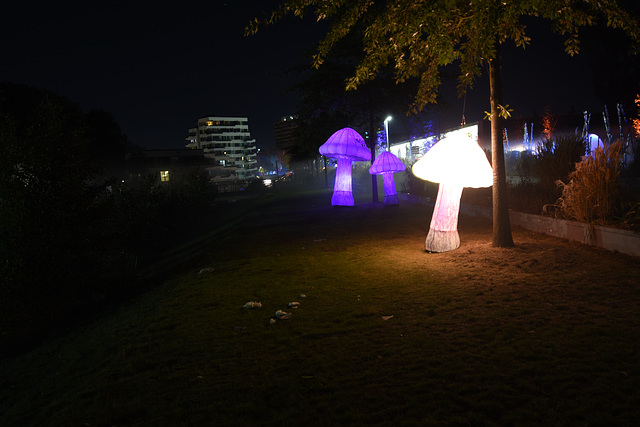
[384,116,392,151]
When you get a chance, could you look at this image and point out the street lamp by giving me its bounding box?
[384,116,392,151]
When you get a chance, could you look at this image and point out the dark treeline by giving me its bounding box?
[0,83,216,357]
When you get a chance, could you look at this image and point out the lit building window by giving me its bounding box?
[160,170,170,182]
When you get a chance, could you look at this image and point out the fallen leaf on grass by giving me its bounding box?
[243,301,262,309]
[275,310,292,319]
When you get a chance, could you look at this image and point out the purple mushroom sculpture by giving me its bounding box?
[319,127,371,206]
[369,151,406,206]
[412,134,492,253]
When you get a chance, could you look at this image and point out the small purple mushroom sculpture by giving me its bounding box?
[369,151,406,206]
[319,127,371,206]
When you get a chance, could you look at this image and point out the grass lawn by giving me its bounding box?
[1,184,639,426]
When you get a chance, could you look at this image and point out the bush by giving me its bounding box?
[103,169,216,269]
[0,86,218,355]
[554,142,623,224]
[534,135,589,188]
[505,151,524,176]
[506,135,588,214]
[511,150,536,178]
[508,177,553,214]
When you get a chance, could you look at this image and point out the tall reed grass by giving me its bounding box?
[554,142,623,223]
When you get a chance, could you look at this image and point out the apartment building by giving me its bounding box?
[185,116,258,181]
[274,115,298,154]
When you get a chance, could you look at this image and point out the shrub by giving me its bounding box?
[504,151,524,176]
[507,135,588,214]
[508,177,554,214]
[554,142,623,224]
[511,150,536,178]
[533,135,589,188]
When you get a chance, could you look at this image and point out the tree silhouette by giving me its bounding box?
[249,0,639,247]
[289,30,424,201]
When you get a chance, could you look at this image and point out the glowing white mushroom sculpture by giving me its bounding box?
[319,127,371,206]
[369,151,406,206]
[412,134,492,252]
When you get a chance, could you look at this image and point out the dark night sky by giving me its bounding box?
[1,1,322,151]
[1,2,629,151]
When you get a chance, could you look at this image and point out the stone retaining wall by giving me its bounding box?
[399,193,640,257]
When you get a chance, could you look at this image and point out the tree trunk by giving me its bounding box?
[488,43,515,248]
[323,156,328,188]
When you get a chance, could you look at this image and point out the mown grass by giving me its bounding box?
[1,184,639,426]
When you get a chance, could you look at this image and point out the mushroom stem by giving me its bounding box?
[425,183,464,252]
[331,157,354,206]
[382,173,399,206]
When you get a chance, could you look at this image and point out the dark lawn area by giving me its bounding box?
[1,183,639,426]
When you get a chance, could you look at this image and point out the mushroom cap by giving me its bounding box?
[369,151,406,175]
[412,134,493,188]
[319,127,371,161]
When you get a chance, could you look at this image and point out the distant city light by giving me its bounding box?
[384,116,392,151]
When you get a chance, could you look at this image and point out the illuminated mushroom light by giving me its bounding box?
[319,127,371,206]
[412,134,492,252]
[369,151,406,206]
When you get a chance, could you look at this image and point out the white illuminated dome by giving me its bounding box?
[412,134,492,188]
